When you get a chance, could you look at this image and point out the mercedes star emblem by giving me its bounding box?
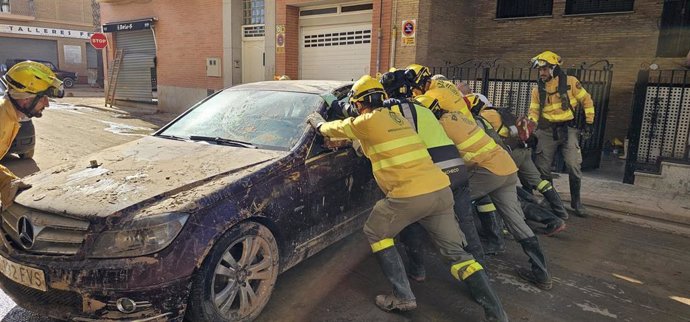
[17,217,35,249]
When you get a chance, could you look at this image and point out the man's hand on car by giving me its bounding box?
[307,112,326,132]
[1,180,32,211]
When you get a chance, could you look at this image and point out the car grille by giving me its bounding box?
[1,204,90,255]
[0,275,82,314]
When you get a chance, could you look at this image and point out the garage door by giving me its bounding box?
[0,37,58,67]
[300,24,371,81]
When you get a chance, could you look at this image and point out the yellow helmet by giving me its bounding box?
[424,87,468,112]
[349,75,387,105]
[464,93,486,115]
[531,51,562,69]
[2,61,64,98]
[404,63,431,89]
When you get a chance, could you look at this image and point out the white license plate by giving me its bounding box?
[0,254,46,291]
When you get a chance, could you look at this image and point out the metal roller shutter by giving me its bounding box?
[300,24,371,81]
[0,37,58,67]
[114,29,155,102]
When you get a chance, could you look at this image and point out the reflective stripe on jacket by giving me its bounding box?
[319,108,449,198]
[439,111,518,176]
[528,75,595,124]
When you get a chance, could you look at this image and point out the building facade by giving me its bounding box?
[0,0,98,85]
[100,0,690,140]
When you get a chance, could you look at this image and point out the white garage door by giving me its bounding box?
[300,24,371,81]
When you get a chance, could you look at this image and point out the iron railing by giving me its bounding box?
[624,69,690,183]
[431,60,613,170]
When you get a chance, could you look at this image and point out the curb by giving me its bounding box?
[75,103,130,115]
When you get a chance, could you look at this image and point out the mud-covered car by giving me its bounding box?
[0,80,379,321]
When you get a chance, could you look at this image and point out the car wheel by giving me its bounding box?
[63,77,74,88]
[186,221,279,322]
[19,149,34,159]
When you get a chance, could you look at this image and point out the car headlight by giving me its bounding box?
[88,212,189,258]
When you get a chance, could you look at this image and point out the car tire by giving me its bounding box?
[19,149,34,159]
[185,221,279,322]
[63,77,75,88]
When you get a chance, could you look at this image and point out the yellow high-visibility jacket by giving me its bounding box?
[479,109,511,138]
[528,75,595,125]
[439,111,517,176]
[0,98,21,203]
[319,108,449,198]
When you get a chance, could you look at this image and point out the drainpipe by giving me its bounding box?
[389,0,397,68]
[375,0,383,73]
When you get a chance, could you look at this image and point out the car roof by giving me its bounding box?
[229,80,353,95]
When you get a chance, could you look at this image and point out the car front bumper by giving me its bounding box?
[0,246,191,321]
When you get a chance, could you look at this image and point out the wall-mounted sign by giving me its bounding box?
[102,18,154,33]
[276,25,285,54]
[0,24,91,39]
[401,19,416,46]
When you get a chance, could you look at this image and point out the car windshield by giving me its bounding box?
[158,89,324,151]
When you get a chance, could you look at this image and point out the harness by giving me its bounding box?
[537,66,576,140]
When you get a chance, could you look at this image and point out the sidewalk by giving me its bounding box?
[553,174,690,237]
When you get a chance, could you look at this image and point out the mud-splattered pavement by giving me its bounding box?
[1,103,689,321]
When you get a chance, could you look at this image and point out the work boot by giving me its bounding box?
[517,236,552,290]
[569,177,589,217]
[463,270,509,322]
[541,187,569,220]
[543,218,566,237]
[374,247,418,312]
[399,224,427,282]
[477,211,505,255]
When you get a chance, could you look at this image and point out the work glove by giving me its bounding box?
[1,179,32,211]
[582,124,594,141]
[306,112,326,133]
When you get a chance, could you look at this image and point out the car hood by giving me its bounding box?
[15,136,286,218]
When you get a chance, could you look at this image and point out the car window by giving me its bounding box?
[159,90,324,151]
[41,62,56,71]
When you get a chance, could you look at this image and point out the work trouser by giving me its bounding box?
[364,187,475,265]
[468,167,535,240]
[534,126,582,181]
[511,147,541,189]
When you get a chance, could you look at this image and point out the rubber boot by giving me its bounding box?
[541,187,569,220]
[517,236,552,290]
[374,247,418,312]
[569,176,589,217]
[542,217,566,237]
[399,223,426,282]
[477,211,505,255]
[464,270,509,322]
[518,192,566,237]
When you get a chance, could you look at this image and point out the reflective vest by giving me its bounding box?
[439,111,518,176]
[390,100,466,190]
[319,108,450,198]
[529,75,595,125]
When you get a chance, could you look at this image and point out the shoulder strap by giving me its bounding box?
[399,101,418,133]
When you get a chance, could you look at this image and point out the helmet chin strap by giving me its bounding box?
[8,94,41,118]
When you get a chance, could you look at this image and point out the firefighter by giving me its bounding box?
[405,64,474,120]
[466,94,568,237]
[308,75,507,321]
[529,51,595,217]
[416,91,553,290]
[0,61,64,210]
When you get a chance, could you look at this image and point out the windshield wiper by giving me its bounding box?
[188,135,257,149]
[157,134,186,141]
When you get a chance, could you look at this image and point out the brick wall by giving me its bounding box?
[276,0,393,79]
[33,0,92,25]
[101,0,223,91]
[391,0,419,67]
[419,0,687,141]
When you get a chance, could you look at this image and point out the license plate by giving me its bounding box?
[0,254,46,291]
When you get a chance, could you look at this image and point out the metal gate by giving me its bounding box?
[114,29,156,103]
[624,69,690,184]
[0,37,58,67]
[431,60,613,170]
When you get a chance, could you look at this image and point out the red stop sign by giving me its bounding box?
[90,33,108,49]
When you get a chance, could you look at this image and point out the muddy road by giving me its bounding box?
[1,102,689,321]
